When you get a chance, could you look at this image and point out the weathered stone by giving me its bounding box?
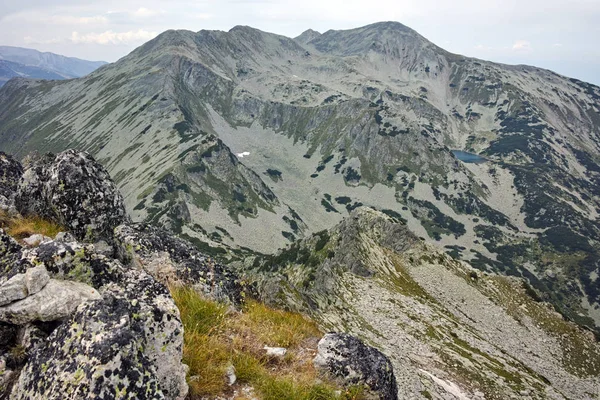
[0,152,23,202]
[0,194,18,215]
[115,223,246,304]
[53,231,76,243]
[264,346,287,357]
[0,279,101,325]
[0,229,26,282]
[10,267,188,400]
[0,273,27,306]
[21,234,51,247]
[14,152,56,220]
[20,240,122,288]
[15,150,129,242]
[0,321,17,352]
[314,333,398,400]
[24,265,50,295]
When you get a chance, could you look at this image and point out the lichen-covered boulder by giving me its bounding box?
[0,265,50,307]
[115,223,245,304]
[1,234,188,399]
[0,152,23,207]
[15,150,129,242]
[9,267,188,400]
[14,152,55,220]
[0,229,29,282]
[0,279,101,325]
[314,333,398,400]
[20,240,123,288]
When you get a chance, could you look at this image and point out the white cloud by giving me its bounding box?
[132,8,163,18]
[512,40,532,51]
[23,36,63,45]
[70,29,158,45]
[553,43,563,47]
[48,15,108,25]
[474,44,493,51]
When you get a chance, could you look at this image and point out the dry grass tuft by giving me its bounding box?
[0,210,64,240]
[170,286,365,400]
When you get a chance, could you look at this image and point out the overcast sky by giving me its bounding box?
[1,0,599,85]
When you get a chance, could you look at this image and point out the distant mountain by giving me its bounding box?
[0,21,599,335]
[0,46,106,86]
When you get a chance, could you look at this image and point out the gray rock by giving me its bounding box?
[0,273,27,306]
[0,322,17,352]
[0,194,18,215]
[15,150,129,242]
[115,223,246,304]
[53,231,76,243]
[0,152,23,203]
[24,265,49,295]
[21,234,51,247]
[92,239,114,258]
[0,279,101,324]
[14,152,56,220]
[0,229,27,281]
[264,346,287,357]
[10,267,188,400]
[20,240,122,288]
[314,333,398,400]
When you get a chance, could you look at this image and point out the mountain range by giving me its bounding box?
[0,21,599,338]
[0,46,106,87]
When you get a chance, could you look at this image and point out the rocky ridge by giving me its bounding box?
[246,207,600,399]
[0,149,395,399]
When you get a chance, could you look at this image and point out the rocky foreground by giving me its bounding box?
[0,150,396,400]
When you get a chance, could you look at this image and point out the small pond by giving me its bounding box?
[451,150,488,164]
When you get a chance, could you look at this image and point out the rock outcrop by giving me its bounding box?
[314,332,398,400]
[15,150,129,242]
[0,152,22,214]
[0,150,189,399]
[9,267,187,400]
[115,223,245,304]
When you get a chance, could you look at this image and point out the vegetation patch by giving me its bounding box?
[0,211,64,240]
[171,286,362,399]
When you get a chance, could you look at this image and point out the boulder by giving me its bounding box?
[20,240,123,288]
[0,229,27,281]
[21,234,52,248]
[10,268,188,400]
[314,333,398,400]
[0,152,23,204]
[14,152,55,220]
[0,279,101,325]
[115,223,245,304]
[0,273,28,307]
[24,265,50,295]
[0,265,51,307]
[3,235,189,399]
[15,150,129,242]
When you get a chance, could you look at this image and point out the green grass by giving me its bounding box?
[0,211,65,240]
[170,286,364,400]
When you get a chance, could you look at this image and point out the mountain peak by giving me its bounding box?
[306,20,432,57]
[294,29,322,45]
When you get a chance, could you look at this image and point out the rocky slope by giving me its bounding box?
[0,22,598,333]
[245,207,600,399]
[0,46,106,87]
[0,149,396,400]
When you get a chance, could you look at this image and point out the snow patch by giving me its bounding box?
[236,151,250,158]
